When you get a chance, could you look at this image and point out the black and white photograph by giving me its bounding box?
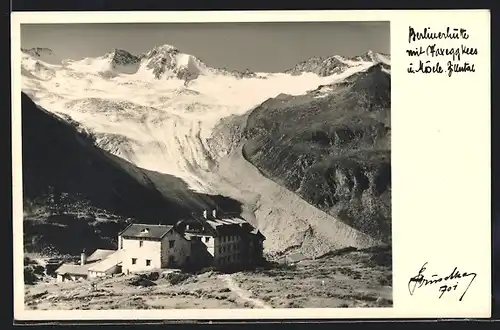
[19,21,392,310]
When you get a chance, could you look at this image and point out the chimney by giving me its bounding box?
[203,210,208,219]
[212,209,217,219]
[80,249,87,266]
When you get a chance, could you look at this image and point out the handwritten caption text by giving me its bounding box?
[406,27,478,77]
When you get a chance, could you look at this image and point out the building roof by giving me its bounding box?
[251,228,266,239]
[205,217,248,228]
[198,215,249,231]
[56,249,123,275]
[87,249,116,262]
[118,224,173,240]
[55,263,93,276]
[88,250,124,273]
[183,213,266,239]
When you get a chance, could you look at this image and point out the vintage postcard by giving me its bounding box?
[11,10,491,321]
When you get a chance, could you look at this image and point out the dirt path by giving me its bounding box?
[220,274,272,309]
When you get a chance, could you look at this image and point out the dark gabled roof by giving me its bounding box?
[251,229,266,240]
[118,224,173,240]
[184,213,266,239]
[205,216,248,228]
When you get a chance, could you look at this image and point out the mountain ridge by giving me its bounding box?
[21,91,244,254]
[208,62,391,244]
[21,45,390,80]
[20,43,391,258]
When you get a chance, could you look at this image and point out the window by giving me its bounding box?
[205,237,210,243]
[139,240,143,247]
[169,240,175,248]
[219,247,222,254]
[146,259,151,266]
[131,258,137,265]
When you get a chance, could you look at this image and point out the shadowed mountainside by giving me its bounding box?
[21,92,242,255]
[210,64,391,244]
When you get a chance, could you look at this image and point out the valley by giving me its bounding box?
[20,44,391,263]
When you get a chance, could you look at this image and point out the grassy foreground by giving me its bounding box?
[24,246,392,310]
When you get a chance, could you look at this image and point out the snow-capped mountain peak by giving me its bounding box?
[286,53,360,77]
[22,47,55,57]
[20,44,391,86]
[285,50,391,77]
[20,38,392,264]
[143,44,181,58]
[349,50,390,65]
[104,49,141,66]
[21,47,62,65]
[140,44,210,80]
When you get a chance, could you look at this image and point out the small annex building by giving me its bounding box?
[55,249,122,282]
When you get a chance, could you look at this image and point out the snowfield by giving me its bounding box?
[21,45,380,193]
[20,45,390,255]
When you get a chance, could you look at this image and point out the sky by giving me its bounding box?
[21,22,389,72]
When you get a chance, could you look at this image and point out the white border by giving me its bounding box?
[12,10,491,320]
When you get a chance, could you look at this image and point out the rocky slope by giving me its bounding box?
[21,47,61,65]
[285,51,390,77]
[286,56,351,76]
[22,45,266,84]
[20,44,391,258]
[209,63,391,244]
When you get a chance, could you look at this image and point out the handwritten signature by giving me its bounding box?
[408,262,477,301]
